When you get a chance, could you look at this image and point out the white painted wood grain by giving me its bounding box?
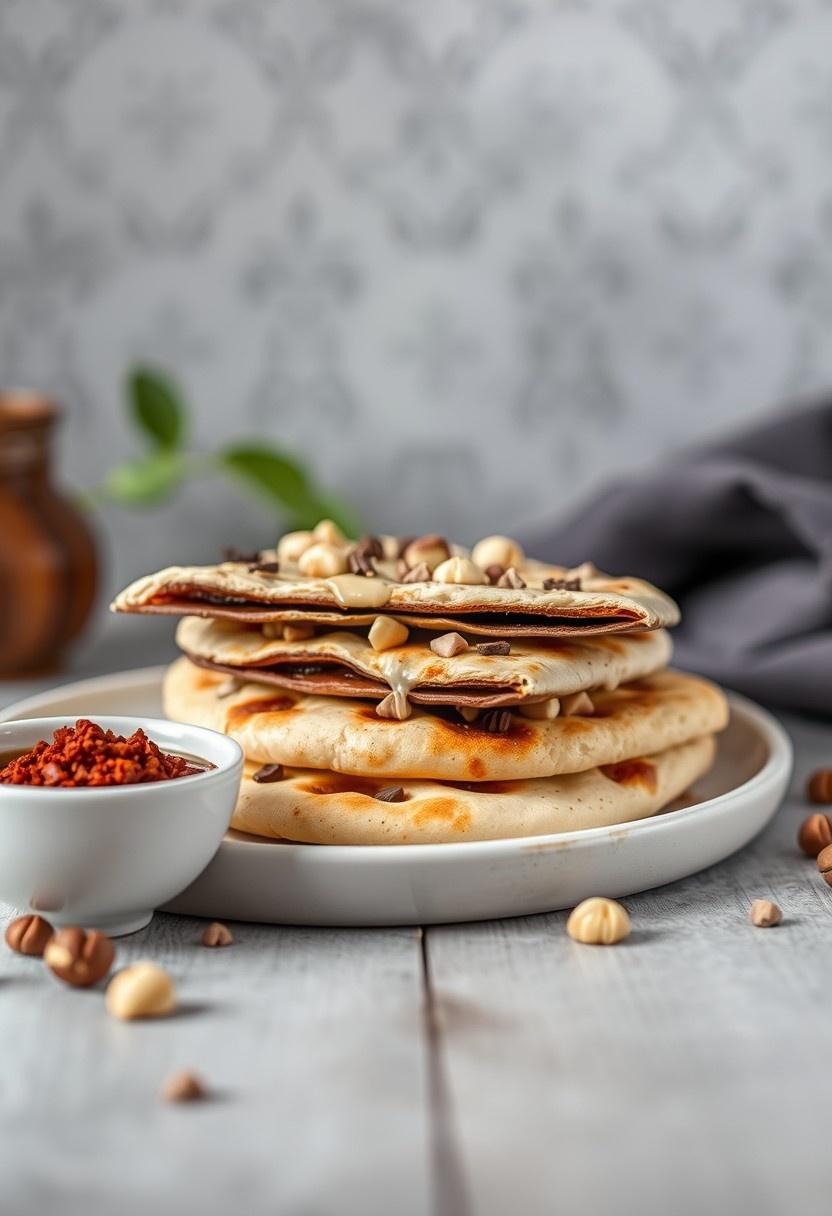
[0,914,431,1216]
[425,710,832,1216]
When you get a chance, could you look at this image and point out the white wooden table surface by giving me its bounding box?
[1,632,831,1216]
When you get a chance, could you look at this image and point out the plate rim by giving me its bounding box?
[0,665,793,861]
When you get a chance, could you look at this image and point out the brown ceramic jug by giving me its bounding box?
[0,392,97,675]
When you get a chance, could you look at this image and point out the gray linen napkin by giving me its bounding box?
[524,401,832,714]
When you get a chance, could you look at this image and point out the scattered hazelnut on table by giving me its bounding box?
[807,769,832,804]
[5,914,54,957]
[566,897,631,945]
[797,812,832,857]
[161,1070,207,1103]
[750,899,782,928]
[816,844,832,887]
[44,927,115,988]
[106,962,177,1020]
[201,921,233,948]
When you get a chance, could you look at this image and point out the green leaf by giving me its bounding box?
[102,451,184,505]
[127,367,186,450]
[220,444,314,514]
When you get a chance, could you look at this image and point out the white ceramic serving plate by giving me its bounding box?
[0,714,242,936]
[2,667,792,926]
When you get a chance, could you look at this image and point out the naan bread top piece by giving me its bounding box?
[175,616,673,708]
[112,527,680,638]
[164,657,728,782]
[230,734,717,844]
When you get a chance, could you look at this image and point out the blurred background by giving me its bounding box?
[2,0,831,654]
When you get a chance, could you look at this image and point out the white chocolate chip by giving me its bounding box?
[277,530,314,564]
[472,535,525,573]
[312,518,346,547]
[432,556,487,586]
[105,962,177,1021]
[368,616,410,652]
[561,691,594,716]
[566,898,630,945]
[518,697,561,720]
[430,632,468,658]
[298,542,348,578]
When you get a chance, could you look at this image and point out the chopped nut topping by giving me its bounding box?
[277,530,314,564]
[430,632,468,658]
[222,547,261,564]
[518,697,561,720]
[433,556,487,585]
[561,691,594,716]
[298,542,348,577]
[403,534,450,572]
[471,535,525,571]
[475,641,511,656]
[543,576,582,591]
[485,564,505,584]
[312,518,346,547]
[253,763,286,784]
[369,616,409,651]
[498,567,526,589]
[401,562,432,583]
[375,785,406,803]
[348,535,383,577]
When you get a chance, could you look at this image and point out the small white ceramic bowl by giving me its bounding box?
[0,716,243,936]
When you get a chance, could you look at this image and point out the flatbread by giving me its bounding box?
[175,616,674,708]
[112,546,679,638]
[230,734,717,844]
[164,657,728,781]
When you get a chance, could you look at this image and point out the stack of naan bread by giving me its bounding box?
[113,522,728,844]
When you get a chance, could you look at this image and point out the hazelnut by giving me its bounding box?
[750,899,782,927]
[201,921,233,948]
[458,706,480,723]
[807,769,832,804]
[402,534,451,572]
[561,691,594,716]
[817,844,832,886]
[518,697,561,721]
[432,556,487,586]
[797,812,832,857]
[106,962,177,1020]
[429,632,468,658]
[471,535,525,573]
[312,518,346,547]
[297,542,348,578]
[277,530,314,564]
[368,616,409,652]
[161,1070,206,1103]
[5,914,54,957]
[566,897,631,945]
[44,927,115,987]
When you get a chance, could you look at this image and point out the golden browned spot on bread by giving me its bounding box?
[194,669,221,691]
[467,755,486,779]
[600,759,657,792]
[411,798,458,825]
[228,695,297,725]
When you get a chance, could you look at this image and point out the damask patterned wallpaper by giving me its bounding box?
[1,0,830,593]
